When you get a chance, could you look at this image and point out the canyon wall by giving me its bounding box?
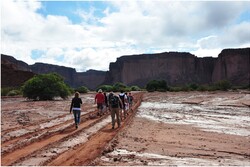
[212,48,250,85]
[106,48,249,87]
[1,55,106,89]
[1,47,249,89]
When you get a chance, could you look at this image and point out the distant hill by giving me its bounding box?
[1,47,249,89]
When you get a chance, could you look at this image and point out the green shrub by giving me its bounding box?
[169,87,182,92]
[1,87,22,96]
[7,90,22,96]
[113,82,127,92]
[22,73,71,100]
[214,80,232,91]
[146,80,169,92]
[130,85,141,91]
[75,86,89,93]
[1,87,12,96]
[197,85,208,91]
[188,83,199,90]
[96,85,113,92]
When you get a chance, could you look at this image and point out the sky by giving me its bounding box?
[1,0,250,72]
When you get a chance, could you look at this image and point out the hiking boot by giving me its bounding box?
[76,125,78,129]
[112,126,114,129]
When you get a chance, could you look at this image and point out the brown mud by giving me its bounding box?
[1,91,250,166]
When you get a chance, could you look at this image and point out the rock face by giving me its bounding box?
[30,63,107,90]
[1,55,106,89]
[30,63,76,87]
[1,54,35,87]
[106,52,216,87]
[212,48,250,86]
[106,48,249,87]
[74,70,107,90]
[2,47,249,89]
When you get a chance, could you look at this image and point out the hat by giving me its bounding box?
[98,89,102,93]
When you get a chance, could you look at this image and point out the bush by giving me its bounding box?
[146,80,169,92]
[96,85,113,92]
[7,90,22,96]
[188,83,199,90]
[22,73,71,100]
[130,85,141,91]
[75,86,89,93]
[1,87,12,96]
[113,82,127,92]
[214,80,232,91]
[197,85,208,91]
[1,87,22,96]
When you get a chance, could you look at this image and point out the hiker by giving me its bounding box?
[128,92,134,112]
[70,92,83,129]
[124,92,129,115]
[95,89,105,116]
[103,92,109,114]
[119,90,128,120]
[109,92,122,129]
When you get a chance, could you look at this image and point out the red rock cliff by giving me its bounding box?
[212,48,250,85]
[106,48,249,87]
[106,52,216,87]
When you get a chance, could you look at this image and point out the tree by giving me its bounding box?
[22,73,71,100]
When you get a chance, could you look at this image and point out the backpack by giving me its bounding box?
[119,94,125,103]
[128,95,133,103]
[110,95,119,108]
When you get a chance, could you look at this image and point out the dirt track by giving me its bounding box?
[1,92,143,166]
[1,91,250,166]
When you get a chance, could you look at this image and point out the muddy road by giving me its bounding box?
[1,92,143,166]
[1,91,250,166]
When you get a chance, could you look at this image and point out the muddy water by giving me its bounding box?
[14,117,111,166]
[137,101,250,136]
[101,148,250,166]
[96,91,250,166]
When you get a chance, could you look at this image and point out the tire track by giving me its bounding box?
[1,92,144,166]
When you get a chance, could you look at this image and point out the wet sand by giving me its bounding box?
[1,91,250,166]
[93,91,250,166]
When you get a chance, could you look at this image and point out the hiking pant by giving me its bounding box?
[73,110,81,125]
[97,103,103,115]
[110,107,120,128]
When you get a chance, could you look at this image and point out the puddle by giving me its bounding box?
[137,102,250,136]
[102,148,250,166]
[14,117,111,166]
[2,111,90,142]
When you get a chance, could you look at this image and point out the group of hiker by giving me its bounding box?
[69,89,134,129]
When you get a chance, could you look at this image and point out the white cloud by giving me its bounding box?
[1,1,250,72]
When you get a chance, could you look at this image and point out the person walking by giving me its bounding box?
[103,92,109,114]
[95,89,105,116]
[128,92,134,112]
[70,92,83,129]
[119,90,128,120]
[109,92,122,129]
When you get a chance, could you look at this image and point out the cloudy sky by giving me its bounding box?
[1,0,250,72]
